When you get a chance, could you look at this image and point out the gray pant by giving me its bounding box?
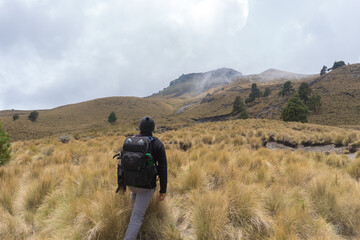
[124,187,155,240]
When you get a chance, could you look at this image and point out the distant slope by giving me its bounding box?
[0,97,183,141]
[153,68,244,98]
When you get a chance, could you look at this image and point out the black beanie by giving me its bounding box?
[139,116,155,133]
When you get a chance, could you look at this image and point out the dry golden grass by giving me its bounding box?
[0,96,187,141]
[1,119,360,239]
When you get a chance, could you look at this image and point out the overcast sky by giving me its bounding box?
[0,0,359,110]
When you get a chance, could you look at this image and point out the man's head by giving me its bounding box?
[139,116,155,133]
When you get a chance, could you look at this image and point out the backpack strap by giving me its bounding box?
[148,136,160,181]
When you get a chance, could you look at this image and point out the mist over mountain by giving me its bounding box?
[154,68,243,98]
[245,68,315,82]
[170,68,243,87]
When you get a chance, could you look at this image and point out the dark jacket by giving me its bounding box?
[118,132,167,193]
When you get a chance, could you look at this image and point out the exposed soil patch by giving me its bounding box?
[177,99,201,113]
[192,113,231,123]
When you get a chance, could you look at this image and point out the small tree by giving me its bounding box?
[246,83,262,103]
[108,111,117,124]
[263,87,271,97]
[298,82,312,104]
[281,94,309,123]
[279,81,294,96]
[250,83,261,99]
[232,96,248,119]
[320,65,327,75]
[330,61,345,71]
[12,114,19,121]
[28,111,39,122]
[307,95,322,112]
[0,122,11,165]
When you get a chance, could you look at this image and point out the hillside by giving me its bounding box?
[177,64,360,127]
[0,97,188,141]
[176,77,314,121]
[308,64,360,126]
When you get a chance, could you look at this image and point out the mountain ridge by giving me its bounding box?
[152,67,243,98]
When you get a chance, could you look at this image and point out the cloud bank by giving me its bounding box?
[0,0,359,110]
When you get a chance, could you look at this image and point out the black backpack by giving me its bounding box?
[114,136,157,192]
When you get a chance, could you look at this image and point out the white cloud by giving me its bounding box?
[1,0,360,110]
[0,0,249,109]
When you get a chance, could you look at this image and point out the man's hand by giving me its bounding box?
[159,193,166,201]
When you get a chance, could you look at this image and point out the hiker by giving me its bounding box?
[116,116,167,240]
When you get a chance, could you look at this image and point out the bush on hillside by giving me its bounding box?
[232,96,248,119]
[245,83,262,103]
[28,111,39,122]
[12,114,19,121]
[320,65,328,75]
[330,61,345,71]
[281,94,309,123]
[298,82,312,104]
[263,87,271,97]
[108,111,117,124]
[0,122,11,165]
[279,81,294,97]
[321,61,346,74]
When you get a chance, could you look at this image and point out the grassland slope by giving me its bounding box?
[0,97,178,141]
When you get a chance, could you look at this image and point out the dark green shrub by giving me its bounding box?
[108,111,117,124]
[28,111,39,122]
[298,82,312,103]
[263,87,271,97]
[320,65,327,75]
[232,96,248,119]
[279,81,294,96]
[330,61,345,71]
[281,94,309,123]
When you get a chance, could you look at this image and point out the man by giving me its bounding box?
[120,116,167,240]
